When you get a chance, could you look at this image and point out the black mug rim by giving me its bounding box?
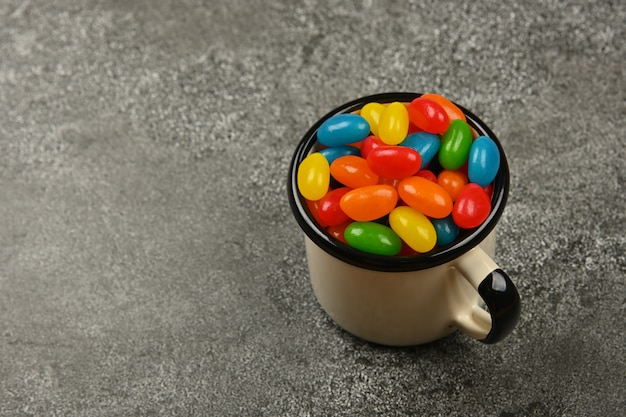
[287,92,509,272]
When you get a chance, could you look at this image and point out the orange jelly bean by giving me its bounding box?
[398,176,453,219]
[340,184,398,222]
[330,155,379,188]
[437,169,468,202]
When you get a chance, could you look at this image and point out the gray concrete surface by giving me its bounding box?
[1,0,624,416]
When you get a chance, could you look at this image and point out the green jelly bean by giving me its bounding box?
[439,119,472,170]
[344,222,402,256]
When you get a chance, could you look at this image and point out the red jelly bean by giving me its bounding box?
[407,97,450,134]
[398,241,418,256]
[484,183,494,199]
[416,169,437,183]
[318,187,352,226]
[407,121,422,134]
[306,198,327,227]
[360,135,385,159]
[452,183,492,229]
[420,93,466,122]
[340,184,398,221]
[327,221,351,244]
[330,155,379,188]
[366,146,422,180]
[398,177,453,219]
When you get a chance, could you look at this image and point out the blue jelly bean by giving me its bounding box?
[400,132,441,169]
[318,145,360,165]
[468,136,500,187]
[317,114,371,147]
[431,216,460,246]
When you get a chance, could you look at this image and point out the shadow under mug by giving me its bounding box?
[288,92,521,346]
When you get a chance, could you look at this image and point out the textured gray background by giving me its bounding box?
[1,0,624,416]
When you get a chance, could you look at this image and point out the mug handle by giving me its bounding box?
[451,246,521,344]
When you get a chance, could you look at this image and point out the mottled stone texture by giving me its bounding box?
[0,0,624,416]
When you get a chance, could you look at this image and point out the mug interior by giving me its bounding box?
[287,92,509,272]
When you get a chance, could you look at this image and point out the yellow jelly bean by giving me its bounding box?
[297,152,330,201]
[378,101,409,145]
[389,206,437,253]
[360,102,385,137]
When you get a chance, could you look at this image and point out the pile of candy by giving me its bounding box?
[297,93,501,256]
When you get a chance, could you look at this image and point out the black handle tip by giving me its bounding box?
[478,269,521,344]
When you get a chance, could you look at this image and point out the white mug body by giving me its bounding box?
[306,232,497,346]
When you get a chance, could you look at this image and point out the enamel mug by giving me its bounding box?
[288,92,520,346]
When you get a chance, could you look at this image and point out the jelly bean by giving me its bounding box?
[378,177,401,188]
[318,187,352,226]
[317,114,370,147]
[407,97,450,134]
[330,155,379,188]
[400,132,441,169]
[366,146,422,180]
[398,241,418,256]
[327,221,351,244]
[350,140,364,149]
[459,160,469,174]
[398,176,453,219]
[402,103,422,135]
[452,183,491,229]
[439,119,472,170]
[360,102,385,137]
[416,169,437,183]
[469,126,480,139]
[437,169,468,202]
[389,206,437,253]
[420,93,466,122]
[468,136,500,187]
[407,121,422,134]
[297,153,330,201]
[484,183,494,199]
[344,222,402,256]
[378,102,409,145]
[360,135,385,159]
[318,145,361,165]
[431,216,460,246]
[301,95,503,257]
[305,198,327,227]
[340,184,398,221]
